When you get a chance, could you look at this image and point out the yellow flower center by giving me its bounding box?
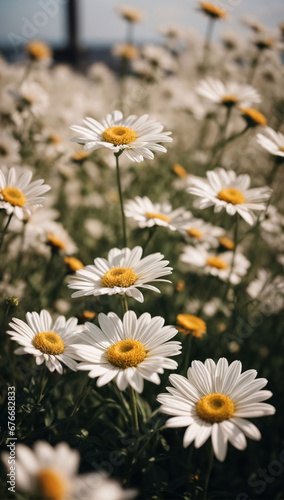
[206,256,228,270]
[37,468,67,500]
[102,126,137,146]
[173,163,188,178]
[177,314,206,338]
[200,1,227,18]
[217,187,245,205]
[64,256,84,272]
[146,212,171,223]
[1,187,27,207]
[33,331,65,355]
[48,133,62,144]
[107,339,146,368]
[47,234,66,250]
[187,227,203,239]
[219,236,234,250]
[221,94,238,106]
[239,107,267,126]
[82,310,97,320]
[197,393,235,423]
[27,41,51,60]
[101,267,138,288]
[279,147,284,152]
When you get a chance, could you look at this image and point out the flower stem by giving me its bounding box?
[121,294,129,315]
[182,334,193,375]
[207,107,232,168]
[0,213,13,251]
[202,445,214,500]
[201,18,215,71]
[223,214,239,300]
[129,385,139,430]
[115,152,127,248]
[247,51,260,85]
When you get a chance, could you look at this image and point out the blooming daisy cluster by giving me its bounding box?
[0,1,282,499]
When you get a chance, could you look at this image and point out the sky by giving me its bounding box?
[0,0,283,49]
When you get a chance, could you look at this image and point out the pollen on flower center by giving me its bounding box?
[279,147,284,152]
[102,126,137,146]
[187,227,203,239]
[176,314,207,338]
[221,95,238,106]
[1,186,27,207]
[33,331,65,355]
[146,212,171,223]
[101,267,139,288]
[217,187,245,204]
[200,1,227,18]
[206,256,228,270]
[37,468,67,500]
[197,393,235,423]
[107,339,146,368]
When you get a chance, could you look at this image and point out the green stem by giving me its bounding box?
[267,157,282,186]
[202,445,214,500]
[0,213,13,251]
[247,51,260,85]
[223,215,239,300]
[182,334,193,375]
[71,379,93,417]
[207,107,232,168]
[129,385,139,430]
[37,365,47,404]
[115,152,127,248]
[121,294,129,315]
[143,226,157,253]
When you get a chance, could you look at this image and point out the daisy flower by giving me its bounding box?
[117,5,144,23]
[68,246,172,303]
[124,196,188,231]
[26,40,52,63]
[45,223,78,255]
[174,217,225,248]
[7,310,84,374]
[157,358,275,461]
[2,441,79,499]
[196,77,261,107]
[180,245,250,284]
[72,311,181,393]
[187,168,272,225]
[0,166,51,220]
[70,110,173,163]
[256,127,284,157]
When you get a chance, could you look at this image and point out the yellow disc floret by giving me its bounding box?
[200,2,227,19]
[37,468,67,500]
[221,95,238,106]
[1,187,26,207]
[239,107,267,127]
[47,234,66,250]
[27,40,52,60]
[33,331,65,355]
[101,267,138,288]
[217,187,245,205]
[177,314,207,338]
[187,228,203,239]
[206,256,228,270]
[103,126,137,146]
[219,236,234,250]
[146,212,171,223]
[107,339,146,368]
[197,393,235,423]
[64,257,84,272]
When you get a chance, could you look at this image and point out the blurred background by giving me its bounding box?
[0,0,283,67]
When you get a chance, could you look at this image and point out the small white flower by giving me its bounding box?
[68,246,172,303]
[45,222,78,255]
[7,310,84,374]
[180,245,250,284]
[157,358,275,461]
[70,110,172,163]
[1,441,80,499]
[124,196,188,231]
[187,168,272,225]
[9,81,49,117]
[247,269,284,314]
[256,127,284,157]
[72,311,181,393]
[0,166,51,220]
[0,130,20,165]
[196,77,261,107]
